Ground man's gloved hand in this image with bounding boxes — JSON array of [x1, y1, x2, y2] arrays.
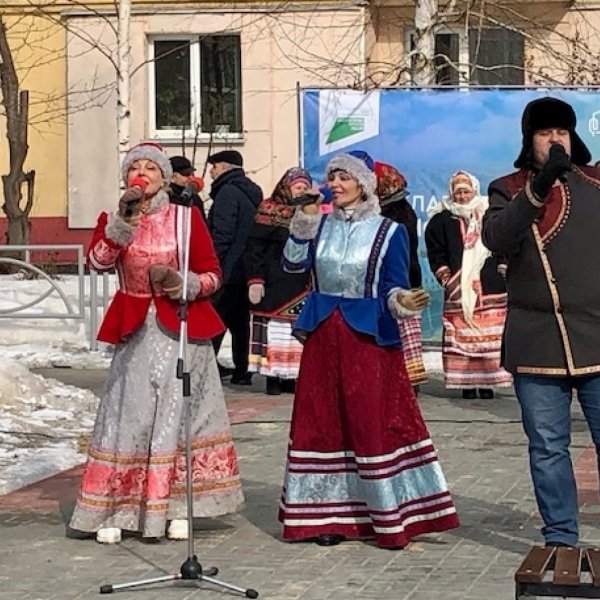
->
[[248, 283, 265, 305], [149, 265, 183, 300], [531, 143, 572, 200], [397, 288, 430, 312]]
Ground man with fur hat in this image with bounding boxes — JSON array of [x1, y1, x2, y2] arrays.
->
[[483, 97, 600, 548], [207, 149, 263, 384]]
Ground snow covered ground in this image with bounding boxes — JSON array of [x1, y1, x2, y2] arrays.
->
[[0, 273, 110, 494], [0, 272, 442, 496], [0, 359, 98, 495]]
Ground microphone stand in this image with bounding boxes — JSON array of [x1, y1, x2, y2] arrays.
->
[[99, 193, 258, 599]]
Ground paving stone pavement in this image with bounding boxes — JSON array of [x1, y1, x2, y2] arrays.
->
[[1, 370, 599, 600]]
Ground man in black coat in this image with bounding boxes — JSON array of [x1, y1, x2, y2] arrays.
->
[[482, 97, 600, 548], [207, 150, 263, 384]]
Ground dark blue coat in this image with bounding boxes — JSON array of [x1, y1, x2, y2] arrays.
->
[[208, 168, 263, 284]]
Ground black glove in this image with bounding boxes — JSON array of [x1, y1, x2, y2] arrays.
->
[[531, 144, 572, 200]]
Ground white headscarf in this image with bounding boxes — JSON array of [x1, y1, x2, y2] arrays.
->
[[430, 171, 490, 326]]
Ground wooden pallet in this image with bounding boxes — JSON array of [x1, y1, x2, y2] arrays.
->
[[515, 546, 600, 599]]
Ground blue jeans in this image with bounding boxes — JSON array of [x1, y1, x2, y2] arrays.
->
[[514, 374, 600, 546]]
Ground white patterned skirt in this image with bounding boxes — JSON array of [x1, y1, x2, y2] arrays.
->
[[248, 314, 303, 379], [69, 314, 244, 538]]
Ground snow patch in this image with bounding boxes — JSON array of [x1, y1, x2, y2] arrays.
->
[[0, 357, 98, 495]]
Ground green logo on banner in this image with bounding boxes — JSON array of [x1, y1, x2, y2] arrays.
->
[[326, 116, 365, 144]]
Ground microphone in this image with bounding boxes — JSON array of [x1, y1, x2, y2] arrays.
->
[[549, 143, 570, 183], [123, 176, 148, 217], [289, 186, 333, 207], [178, 176, 205, 206]]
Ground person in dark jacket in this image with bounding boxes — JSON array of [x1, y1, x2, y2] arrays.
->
[[375, 160, 427, 391], [482, 97, 600, 548], [168, 155, 207, 221], [425, 171, 512, 400], [245, 167, 313, 395], [207, 150, 263, 384]]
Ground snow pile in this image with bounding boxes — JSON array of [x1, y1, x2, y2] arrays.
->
[[0, 358, 98, 495]]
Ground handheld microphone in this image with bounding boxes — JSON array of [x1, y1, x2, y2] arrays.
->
[[179, 176, 205, 205], [289, 186, 333, 207], [549, 144, 570, 183], [124, 177, 148, 217]]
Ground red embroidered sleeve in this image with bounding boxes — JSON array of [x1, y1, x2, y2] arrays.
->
[[87, 212, 121, 272]]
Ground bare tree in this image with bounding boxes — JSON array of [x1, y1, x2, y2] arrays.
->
[[117, 0, 131, 166], [412, 0, 438, 85], [0, 16, 35, 246], [406, 2, 600, 88], [0, 5, 128, 245]]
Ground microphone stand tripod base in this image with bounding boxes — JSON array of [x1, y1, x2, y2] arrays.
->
[[99, 554, 258, 597]]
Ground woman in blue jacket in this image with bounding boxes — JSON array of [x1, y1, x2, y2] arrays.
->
[[278, 152, 459, 549]]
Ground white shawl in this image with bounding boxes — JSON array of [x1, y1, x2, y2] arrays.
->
[[429, 172, 490, 325]]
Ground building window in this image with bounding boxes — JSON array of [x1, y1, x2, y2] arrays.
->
[[150, 35, 242, 138], [409, 28, 524, 86], [434, 33, 460, 86], [468, 28, 524, 86]]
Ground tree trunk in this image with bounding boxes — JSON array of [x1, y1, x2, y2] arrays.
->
[[0, 16, 34, 248], [117, 0, 131, 170], [413, 0, 438, 86], [4, 207, 29, 246]]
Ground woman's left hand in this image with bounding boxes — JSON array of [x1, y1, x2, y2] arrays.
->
[[397, 288, 430, 312], [149, 265, 183, 300]]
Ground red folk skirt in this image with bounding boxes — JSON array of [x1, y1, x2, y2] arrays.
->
[[279, 310, 459, 548]]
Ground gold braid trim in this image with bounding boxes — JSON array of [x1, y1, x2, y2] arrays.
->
[[531, 224, 575, 374], [525, 180, 545, 208]]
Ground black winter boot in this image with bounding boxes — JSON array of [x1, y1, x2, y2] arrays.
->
[[266, 377, 282, 395]]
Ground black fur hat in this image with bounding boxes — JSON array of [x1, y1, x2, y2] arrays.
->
[[514, 97, 591, 168]]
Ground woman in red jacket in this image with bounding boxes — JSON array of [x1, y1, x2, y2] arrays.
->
[[69, 142, 244, 544]]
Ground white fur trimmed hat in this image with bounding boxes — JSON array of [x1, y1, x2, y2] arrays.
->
[[326, 153, 378, 202], [121, 142, 172, 184]]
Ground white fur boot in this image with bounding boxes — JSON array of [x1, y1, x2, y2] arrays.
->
[[96, 527, 122, 544], [167, 519, 189, 540]]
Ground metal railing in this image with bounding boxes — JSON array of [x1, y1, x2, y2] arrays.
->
[[89, 270, 112, 351], [0, 244, 112, 351]]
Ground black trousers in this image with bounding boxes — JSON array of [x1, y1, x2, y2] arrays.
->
[[212, 283, 250, 374]]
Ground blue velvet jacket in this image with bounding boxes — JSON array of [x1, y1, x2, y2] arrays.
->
[[283, 199, 411, 347]]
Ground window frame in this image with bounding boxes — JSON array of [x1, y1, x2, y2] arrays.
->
[[405, 26, 524, 87], [148, 34, 244, 142]]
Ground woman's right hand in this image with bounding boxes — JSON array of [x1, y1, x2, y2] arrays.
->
[[302, 203, 320, 215], [118, 187, 144, 225], [436, 266, 451, 287], [299, 189, 323, 215]]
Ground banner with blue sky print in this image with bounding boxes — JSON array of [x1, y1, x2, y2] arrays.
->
[[300, 88, 600, 341]]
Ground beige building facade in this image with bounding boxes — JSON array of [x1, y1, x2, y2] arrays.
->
[[1, 0, 599, 240]]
